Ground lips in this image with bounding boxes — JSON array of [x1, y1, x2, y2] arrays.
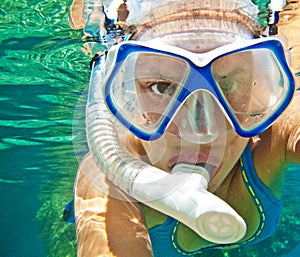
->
[[167, 150, 221, 177]]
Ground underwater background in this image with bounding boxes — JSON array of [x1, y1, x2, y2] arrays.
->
[[0, 0, 299, 256]]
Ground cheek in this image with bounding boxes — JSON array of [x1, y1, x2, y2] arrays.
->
[[139, 93, 175, 127], [137, 86, 163, 111], [141, 137, 169, 166], [226, 93, 251, 111], [223, 134, 248, 163]]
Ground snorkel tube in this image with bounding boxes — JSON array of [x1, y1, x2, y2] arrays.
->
[[86, 54, 247, 244]]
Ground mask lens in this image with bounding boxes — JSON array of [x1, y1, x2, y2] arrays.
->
[[108, 51, 190, 134], [178, 91, 221, 144], [211, 49, 289, 130]]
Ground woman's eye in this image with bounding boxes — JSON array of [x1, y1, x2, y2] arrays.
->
[[217, 76, 236, 92], [151, 81, 177, 96], [215, 72, 238, 93]]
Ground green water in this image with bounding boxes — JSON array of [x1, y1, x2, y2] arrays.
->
[[0, 0, 88, 256], [0, 0, 299, 256]]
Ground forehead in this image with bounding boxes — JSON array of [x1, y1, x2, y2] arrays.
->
[[134, 52, 189, 80], [144, 33, 250, 53]]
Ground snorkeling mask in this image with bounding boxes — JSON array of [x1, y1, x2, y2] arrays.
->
[[103, 37, 294, 141]]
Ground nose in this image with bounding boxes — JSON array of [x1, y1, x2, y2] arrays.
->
[[170, 91, 226, 144]]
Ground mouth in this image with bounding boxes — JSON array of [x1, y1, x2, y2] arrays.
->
[[195, 162, 218, 174], [171, 162, 218, 178], [167, 150, 220, 178]]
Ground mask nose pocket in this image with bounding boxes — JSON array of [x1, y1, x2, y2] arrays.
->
[[175, 91, 226, 144]]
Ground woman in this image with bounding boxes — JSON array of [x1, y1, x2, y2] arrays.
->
[[71, 0, 300, 256]]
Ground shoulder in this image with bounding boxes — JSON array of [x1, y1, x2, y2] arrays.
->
[[248, 91, 300, 199], [250, 91, 300, 170], [275, 91, 300, 164]]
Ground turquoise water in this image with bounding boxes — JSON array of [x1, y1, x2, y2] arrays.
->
[[0, 0, 88, 256], [0, 0, 299, 256]]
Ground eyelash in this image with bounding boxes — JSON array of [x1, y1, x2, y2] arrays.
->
[[148, 80, 177, 96]]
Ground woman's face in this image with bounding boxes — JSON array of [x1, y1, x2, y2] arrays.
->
[[132, 47, 255, 191]]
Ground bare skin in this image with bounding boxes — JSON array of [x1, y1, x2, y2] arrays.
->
[[75, 91, 300, 256], [75, 153, 153, 257]]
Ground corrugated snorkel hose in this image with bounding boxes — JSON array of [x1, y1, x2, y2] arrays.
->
[[86, 54, 148, 195]]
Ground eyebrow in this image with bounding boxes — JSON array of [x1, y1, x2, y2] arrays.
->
[[135, 59, 189, 81]]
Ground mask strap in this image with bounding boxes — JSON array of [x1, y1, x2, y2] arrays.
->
[[268, 0, 286, 35]]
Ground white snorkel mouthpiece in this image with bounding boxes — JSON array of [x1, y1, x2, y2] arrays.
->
[[170, 163, 246, 243]]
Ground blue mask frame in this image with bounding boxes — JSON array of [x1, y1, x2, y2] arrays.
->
[[102, 37, 295, 141]]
